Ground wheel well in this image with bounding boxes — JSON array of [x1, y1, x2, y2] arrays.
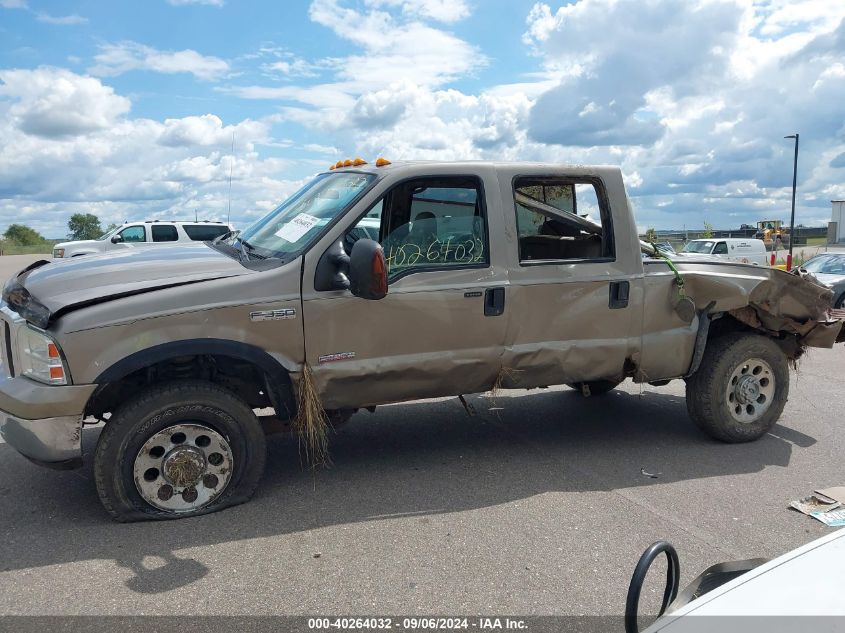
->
[[708, 312, 803, 360], [86, 354, 296, 422]]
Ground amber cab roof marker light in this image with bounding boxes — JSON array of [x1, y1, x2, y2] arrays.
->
[[375, 157, 391, 167], [353, 157, 367, 166]]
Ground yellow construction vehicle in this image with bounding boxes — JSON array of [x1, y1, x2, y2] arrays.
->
[[754, 219, 789, 249]]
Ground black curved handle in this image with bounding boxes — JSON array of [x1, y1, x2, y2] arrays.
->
[[624, 541, 680, 633]]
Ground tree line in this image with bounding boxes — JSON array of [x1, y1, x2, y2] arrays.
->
[[3, 213, 119, 247]]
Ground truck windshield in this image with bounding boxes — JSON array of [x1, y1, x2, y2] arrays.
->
[[236, 172, 375, 259], [682, 241, 715, 254], [97, 226, 120, 241]]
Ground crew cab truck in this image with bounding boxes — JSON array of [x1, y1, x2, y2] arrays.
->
[[1, 161, 841, 521]]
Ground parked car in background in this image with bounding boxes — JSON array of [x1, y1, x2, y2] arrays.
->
[[681, 238, 768, 265], [798, 252, 845, 308], [52, 221, 234, 258], [654, 241, 675, 255]]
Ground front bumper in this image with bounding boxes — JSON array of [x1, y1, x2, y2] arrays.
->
[[0, 410, 84, 469], [0, 304, 96, 468], [0, 376, 96, 469]]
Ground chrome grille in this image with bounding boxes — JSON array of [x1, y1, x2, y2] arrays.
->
[[0, 306, 20, 379], [0, 321, 9, 379]]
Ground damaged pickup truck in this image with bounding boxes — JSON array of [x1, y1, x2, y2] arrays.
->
[[1, 160, 842, 521]]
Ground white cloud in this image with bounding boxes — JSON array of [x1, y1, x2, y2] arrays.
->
[[308, 0, 485, 89], [0, 0, 27, 8], [3, 1, 845, 235], [0, 67, 131, 137], [158, 114, 268, 148], [90, 41, 230, 81], [364, 0, 470, 23], [0, 68, 299, 237], [35, 12, 88, 25]]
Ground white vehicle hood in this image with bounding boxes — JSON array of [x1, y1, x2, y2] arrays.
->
[[54, 239, 102, 251], [647, 528, 845, 630]]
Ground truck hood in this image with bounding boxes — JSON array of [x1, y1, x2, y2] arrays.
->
[[5, 243, 252, 325], [54, 239, 100, 250]]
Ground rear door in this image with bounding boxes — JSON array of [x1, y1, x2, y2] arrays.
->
[[496, 168, 642, 387], [300, 167, 510, 409]]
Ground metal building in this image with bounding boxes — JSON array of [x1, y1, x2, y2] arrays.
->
[[832, 200, 845, 244]]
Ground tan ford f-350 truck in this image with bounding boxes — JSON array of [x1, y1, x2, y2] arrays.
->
[[1, 161, 842, 521]]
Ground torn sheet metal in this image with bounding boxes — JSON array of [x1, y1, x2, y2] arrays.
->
[[674, 263, 842, 350]]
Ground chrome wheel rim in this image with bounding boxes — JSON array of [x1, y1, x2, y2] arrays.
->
[[133, 423, 233, 513], [725, 357, 775, 424]]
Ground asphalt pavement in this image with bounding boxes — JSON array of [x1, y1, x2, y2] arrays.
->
[[0, 253, 843, 617]]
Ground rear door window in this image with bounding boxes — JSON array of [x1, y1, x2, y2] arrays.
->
[[512, 178, 613, 263], [151, 224, 179, 242], [183, 224, 230, 241]]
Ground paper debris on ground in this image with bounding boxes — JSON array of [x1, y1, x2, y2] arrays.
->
[[789, 495, 840, 516], [790, 486, 845, 526], [809, 508, 845, 527]]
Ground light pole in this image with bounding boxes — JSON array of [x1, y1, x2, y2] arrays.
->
[[784, 133, 799, 271]]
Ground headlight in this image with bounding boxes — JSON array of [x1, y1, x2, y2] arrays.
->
[[16, 326, 68, 385], [53, 248, 65, 258], [2, 280, 51, 328]]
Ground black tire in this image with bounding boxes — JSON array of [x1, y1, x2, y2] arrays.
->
[[567, 380, 621, 396], [94, 380, 267, 522], [685, 333, 788, 443]]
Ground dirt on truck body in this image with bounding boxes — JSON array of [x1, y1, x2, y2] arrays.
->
[[0, 160, 841, 521]]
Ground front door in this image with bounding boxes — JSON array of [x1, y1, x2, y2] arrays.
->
[[301, 170, 510, 410], [107, 224, 149, 251]]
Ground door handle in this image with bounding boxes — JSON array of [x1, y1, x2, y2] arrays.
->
[[484, 287, 505, 316], [609, 280, 630, 309]]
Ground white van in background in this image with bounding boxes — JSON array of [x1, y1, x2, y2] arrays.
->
[[681, 238, 768, 265]]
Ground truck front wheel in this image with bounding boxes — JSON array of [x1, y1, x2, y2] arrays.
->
[[685, 333, 788, 442], [94, 380, 267, 521]]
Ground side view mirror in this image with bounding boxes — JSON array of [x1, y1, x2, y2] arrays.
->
[[111, 235, 123, 244], [348, 239, 388, 300]]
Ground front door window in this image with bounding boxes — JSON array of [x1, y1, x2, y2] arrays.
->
[[347, 177, 488, 279], [118, 225, 146, 243]]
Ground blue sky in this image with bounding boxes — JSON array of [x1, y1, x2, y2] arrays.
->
[[1, 0, 844, 237]]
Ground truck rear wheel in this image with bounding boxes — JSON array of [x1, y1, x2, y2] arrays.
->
[[94, 380, 266, 522], [685, 333, 788, 443]]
